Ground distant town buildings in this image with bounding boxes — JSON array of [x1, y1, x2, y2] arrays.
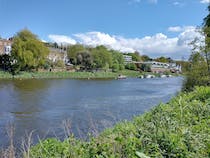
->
[[0, 39, 13, 55], [123, 55, 132, 63], [139, 61, 182, 73], [48, 47, 69, 64]]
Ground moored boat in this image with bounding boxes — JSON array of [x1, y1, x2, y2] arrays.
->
[[117, 75, 127, 79]]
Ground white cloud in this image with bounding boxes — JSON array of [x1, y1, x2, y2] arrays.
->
[[168, 26, 196, 32], [129, 0, 157, 4], [168, 26, 182, 32], [200, 0, 210, 4], [48, 34, 76, 45], [74, 32, 117, 47], [73, 28, 202, 59], [48, 26, 203, 59], [172, 1, 184, 7]]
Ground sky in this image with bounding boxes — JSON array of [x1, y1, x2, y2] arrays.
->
[[0, 0, 209, 59]]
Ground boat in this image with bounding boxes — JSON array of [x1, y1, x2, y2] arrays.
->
[[160, 74, 167, 78], [139, 75, 144, 79], [117, 75, 127, 79], [145, 74, 155, 78]]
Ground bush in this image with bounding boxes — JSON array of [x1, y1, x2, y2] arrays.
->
[[125, 63, 137, 71]]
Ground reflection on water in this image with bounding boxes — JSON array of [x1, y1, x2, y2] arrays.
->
[[0, 77, 183, 147]]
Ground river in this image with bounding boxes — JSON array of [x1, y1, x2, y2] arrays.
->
[[0, 77, 183, 148]]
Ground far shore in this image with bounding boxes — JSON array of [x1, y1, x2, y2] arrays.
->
[[0, 70, 179, 80], [0, 70, 139, 79]]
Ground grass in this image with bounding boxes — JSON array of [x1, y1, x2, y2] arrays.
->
[[0, 69, 177, 80], [0, 70, 142, 79], [26, 86, 210, 158]]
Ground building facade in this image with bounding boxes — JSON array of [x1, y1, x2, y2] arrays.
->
[[123, 55, 132, 63], [0, 39, 13, 55]]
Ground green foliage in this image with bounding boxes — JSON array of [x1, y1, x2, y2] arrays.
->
[[111, 50, 125, 72], [55, 60, 65, 68], [140, 64, 151, 72], [0, 54, 12, 71], [76, 50, 93, 70], [29, 87, 210, 158], [183, 7, 210, 91], [141, 55, 152, 62], [127, 52, 141, 61], [67, 44, 86, 65], [183, 49, 210, 91], [11, 29, 49, 74], [155, 56, 173, 63], [91, 46, 112, 70], [125, 63, 137, 71], [176, 61, 190, 73]]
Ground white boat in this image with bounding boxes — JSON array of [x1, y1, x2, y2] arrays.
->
[[117, 75, 127, 79], [160, 74, 167, 78], [145, 74, 155, 78], [139, 75, 144, 79]]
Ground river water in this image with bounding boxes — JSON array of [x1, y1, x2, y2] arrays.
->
[[0, 77, 183, 148]]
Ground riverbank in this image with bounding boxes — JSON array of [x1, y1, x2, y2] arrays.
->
[[19, 86, 209, 157], [0, 70, 141, 79], [0, 70, 178, 80]]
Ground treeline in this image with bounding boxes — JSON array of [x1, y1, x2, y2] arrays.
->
[[1, 29, 182, 75], [66, 45, 125, 72]]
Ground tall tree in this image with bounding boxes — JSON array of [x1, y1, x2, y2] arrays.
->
[[91, 45, 112, 70], [203, 4, 210, 72], [110, 50, 124, 72], [67, 44, 85, 65], [183, 5, 210, 91], [11, 29, 49, 73], [76, 50, 93, 70], [127, 52, 141, 62]]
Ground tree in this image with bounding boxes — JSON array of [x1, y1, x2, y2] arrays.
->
[[141, 55, 152, 61], [0, 54, 12, 71], [183, 4, 210, 91], [111, 50, 124, 72], [125, 63, 137, 71], [140, 63, 151, 72], [183, 52, 209, 91], [127, 52, 141, 61], [76, 51, 93, 70], [203, 4, 210, 72], [91, 46, 112, 70], [11, 29, 49, 73], [67, 44, 85, 65], [155, 56, 169, 63]]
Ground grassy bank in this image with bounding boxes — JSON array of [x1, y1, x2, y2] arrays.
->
[[0, 70, 141, 79], [27, 86, 210, 158]]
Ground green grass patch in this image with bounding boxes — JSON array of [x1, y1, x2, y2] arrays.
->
[[29, 86, 210, 158], [0, 70, 142, 79]]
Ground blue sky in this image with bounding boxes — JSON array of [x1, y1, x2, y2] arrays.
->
[[0, 0, 209, 59]]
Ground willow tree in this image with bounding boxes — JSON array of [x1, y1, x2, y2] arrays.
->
[[11, 29, 49, 73]]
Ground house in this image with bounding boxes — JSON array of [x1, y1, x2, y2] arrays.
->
[[123, 55, 132, 63], [0, 39, 13, 55], [139, 61, 181, 73], [47, 47, 69, 64]]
